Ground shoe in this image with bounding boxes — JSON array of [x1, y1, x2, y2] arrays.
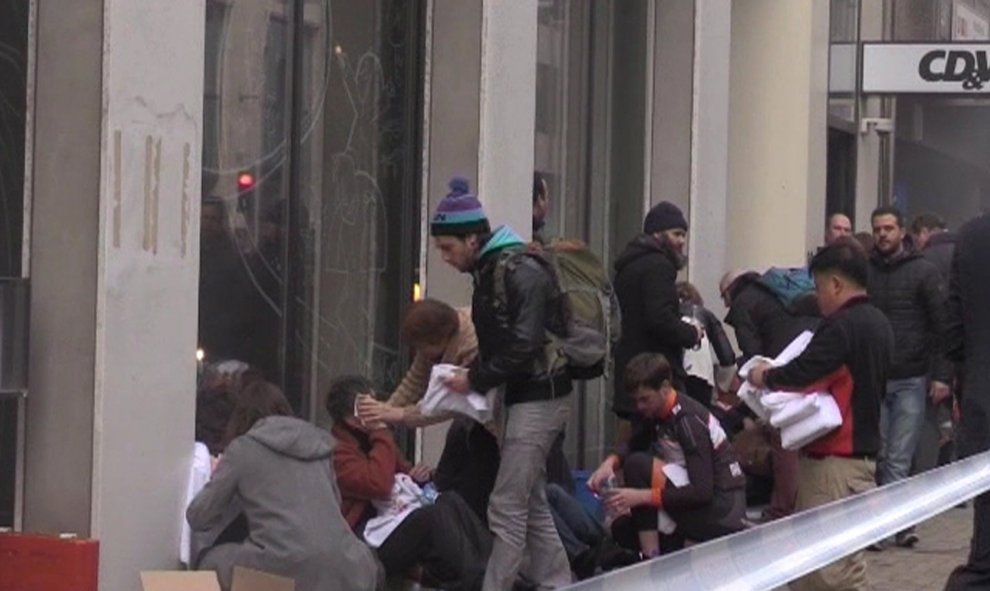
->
[[866, 541, 885, 552], [597, 540, 642, 572], [895, 531, 920, 548], [572, 547, 598, 581]]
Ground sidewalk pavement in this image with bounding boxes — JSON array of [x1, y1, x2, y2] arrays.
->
[[866, 504, 973, 591]]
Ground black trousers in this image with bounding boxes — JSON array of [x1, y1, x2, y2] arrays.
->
[[946, 491, 990, 590], [620, 451, 745, 553], [376, 492, 492, 591]]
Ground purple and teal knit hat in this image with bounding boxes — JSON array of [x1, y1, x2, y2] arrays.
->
[[430, 177, 491, 237]]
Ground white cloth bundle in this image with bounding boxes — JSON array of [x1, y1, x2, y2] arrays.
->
[[363, 474, 428, 548], [739, 332, 843, 451], [681, 317, 715, 387], [181, 442, 213, 565], [419, 364, 495, 424]]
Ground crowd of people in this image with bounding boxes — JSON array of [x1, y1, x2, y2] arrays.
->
[[186, 173, 990, 591]]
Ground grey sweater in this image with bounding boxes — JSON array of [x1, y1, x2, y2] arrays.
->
[[187, 416, 381, 591]]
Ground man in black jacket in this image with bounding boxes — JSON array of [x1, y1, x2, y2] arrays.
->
[[433, 177, 572, 590], [749, 239, 893, 591], [719, 270, 821, 363], [719, 269, 820, 521], [868, 206, 951, 549], [944, 212, 990, 591], [612, 202, 701, 420], [588, 353, 746, 558], [910, 213, 958, 475]]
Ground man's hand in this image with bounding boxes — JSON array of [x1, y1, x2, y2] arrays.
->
[[357, 397, 404, 425], [747, 361, 772, 388], [444, 369, 471, 395], [408, 464, 434, 484], [603, 488, 652, 515], [930, 381, 952, 405], [587, 461, 616, 494]]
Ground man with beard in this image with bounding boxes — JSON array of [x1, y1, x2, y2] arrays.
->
[[868, 206, 950, 549], [612, 202, 702, 424]]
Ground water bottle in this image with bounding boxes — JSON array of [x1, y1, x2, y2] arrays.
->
[[420, 482, 439, 505], [689, 304, 704, 350]]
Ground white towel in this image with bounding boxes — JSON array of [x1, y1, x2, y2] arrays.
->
[[739, 332, 843, 451], [765, 392, 817, 429], [419, 364, 495, 424], [180, 442, 212, 565], [779, 394, 843, 450], [657, 463, 690, 534]]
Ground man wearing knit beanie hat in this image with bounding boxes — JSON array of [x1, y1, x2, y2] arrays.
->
[[611, 201, 701, 424], [433, 177, 572, 589]]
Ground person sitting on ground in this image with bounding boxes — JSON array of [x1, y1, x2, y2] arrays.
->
[[196, 360, 263, 456], [357, 298, 575, 522], [676, 281, 737, 408], [328, 375, 492, 590], [588, 353, 746, 557], [355, 298, 500, 521], [187, 381, 381, 591]]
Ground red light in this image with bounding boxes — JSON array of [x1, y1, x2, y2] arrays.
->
[[237, 172, 255, 191]]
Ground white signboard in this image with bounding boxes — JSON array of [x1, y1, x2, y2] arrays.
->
[[862, 43, 990, 94]]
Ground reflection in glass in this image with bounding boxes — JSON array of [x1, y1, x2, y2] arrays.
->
[[200, 0, 422, 416], [0, 0, 27, 528]]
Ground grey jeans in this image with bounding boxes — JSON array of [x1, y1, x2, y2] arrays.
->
[[483, 397, 572, 590]]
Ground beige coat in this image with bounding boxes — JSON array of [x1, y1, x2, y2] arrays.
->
[[387, 307, 479, 427]]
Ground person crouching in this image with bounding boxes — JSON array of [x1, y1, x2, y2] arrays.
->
[[588, 353, 746, 557]]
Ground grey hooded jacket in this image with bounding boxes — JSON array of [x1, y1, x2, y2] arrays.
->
[[187, 415, 381, 591]]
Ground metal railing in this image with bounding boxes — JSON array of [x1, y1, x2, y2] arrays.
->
[[565, 451, 990, 590]]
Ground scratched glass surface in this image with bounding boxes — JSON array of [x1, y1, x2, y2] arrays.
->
[[0, 0, 27, 528], [199, 0, 422, 415]]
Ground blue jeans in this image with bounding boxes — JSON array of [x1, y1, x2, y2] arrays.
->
[[547, 483, 606, 562], [878, 376, 928, 486]]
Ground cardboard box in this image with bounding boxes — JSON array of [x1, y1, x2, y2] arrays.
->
[[140, 567, 294, 591], [231, 566, 295, 591], [140, 571, 221, 591]]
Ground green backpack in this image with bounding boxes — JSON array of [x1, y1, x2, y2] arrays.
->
[[493, 240, 621, 380]]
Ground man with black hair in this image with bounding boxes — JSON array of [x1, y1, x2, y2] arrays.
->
[[869, 206, 951, 548], [431, 177, 573, 590], [749, 239, 893, 591]]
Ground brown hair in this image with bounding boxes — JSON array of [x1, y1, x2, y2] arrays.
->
[[676, 281, 704, 307], [223, 381, 294, 445], [623, 353, 673, 393], [853, 231, 874, 253], [400, 299, 459, 347]]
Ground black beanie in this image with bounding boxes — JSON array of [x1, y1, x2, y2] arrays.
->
[[643, 202, 688, 234]]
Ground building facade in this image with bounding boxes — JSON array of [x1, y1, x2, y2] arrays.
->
[[0, 0, 986, 589]]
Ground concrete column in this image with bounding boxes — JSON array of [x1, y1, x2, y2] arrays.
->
[[25, 1, 204, 590], [687, 0, 732, 314], [478, 0, 538, 236], [855, 0, 888, 227], [420, 0, 536, 464], [726, 0, 830, 270]]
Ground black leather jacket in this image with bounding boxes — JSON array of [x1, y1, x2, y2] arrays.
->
[[467, 239, 572, 406]]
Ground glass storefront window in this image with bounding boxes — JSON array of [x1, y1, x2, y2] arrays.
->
[[535, 0, 651, 468], [200, 0, 423, 418], [0, 0, 28, 528]]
